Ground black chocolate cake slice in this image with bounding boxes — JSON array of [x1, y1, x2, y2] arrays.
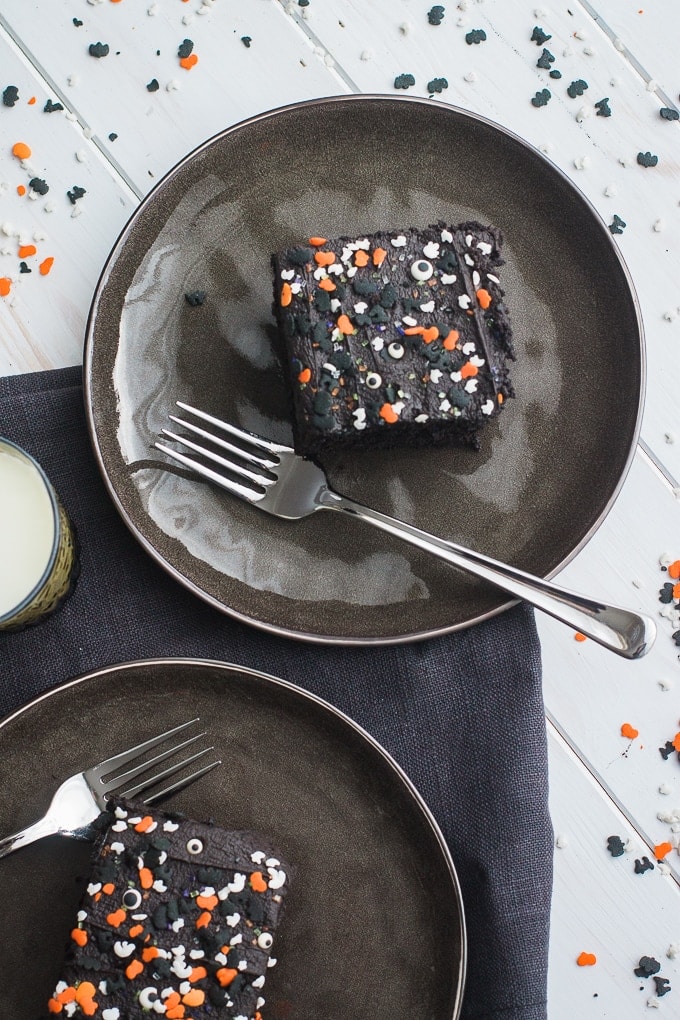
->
[[45, 797, 290, 1019], [271, 221, 514, 459]]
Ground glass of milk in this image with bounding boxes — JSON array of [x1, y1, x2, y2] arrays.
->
[[0, 438, 78, 631]]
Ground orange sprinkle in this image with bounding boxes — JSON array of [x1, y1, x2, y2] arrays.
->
[[165, 993, 181, 1008], [421, 326, 439, 344], [442, 329, 460, 351], [336, 313, 354, 335], [308, 236, 327, 246], [18, 244, 37, 258], [620, 722, 639, 740], [12, 141, 31, 160], [314, 250, 335, 267], [139, 866, 154, 889], [179, 53, 198, 69], [47, 1001, 63, 1015], [672, 732, 680, 752], [128, 923, 144, 938], [354, 249, 369, 267], [16, 184, 26, 196], [55, 988, 77, 1005], [196, 893, 218, 910], [189, 966, 208, 983], [476, 288, 492, 309], [372, 247, 387, 266], [216, 967, 238, 987], [673, 582, 680, 600], [498, 393, 504, 404], [298, 367, 312, 384], [379, 403, 399, 424], [654, 841, 673, 860], [102, 882, 115, 895], [142, 946, 159, 962], [134, 815, 155, 833], [182, 989, 206, 1007], [667, 560, 680, 579], [196, 910, 212, 928], [460, 362, 479, 379], [71, 927, 87, 947], [576, 951, 597, 967], [74, 982, 98, 1016], [280, 281, 292, 307], [318, 277, 336, 291], [574, 632, 587, 642], [125, 958, 144, 980], [39, 256, 54, 276], [0, 278, 11, 297], [27, 96, 36, 105], [106, 908, 126, 927], [249, 870, 268, 893], [166, 1008, 186, 1020]]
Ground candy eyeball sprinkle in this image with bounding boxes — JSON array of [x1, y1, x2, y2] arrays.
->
[[366, 371, 382, 389], [186, 838, 204, 855], [387, 342, 405, 360], [257, 932, 274, 950], [122, 888, 142, 910], [410, 259, 433, 281]]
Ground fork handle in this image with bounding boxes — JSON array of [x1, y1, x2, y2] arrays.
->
[[0, 816, 59, 859], [321, 491, 655, 659]]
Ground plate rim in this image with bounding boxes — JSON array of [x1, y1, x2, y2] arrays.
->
[[0, 655, 467, 1019], [83, 93, 646, 646]]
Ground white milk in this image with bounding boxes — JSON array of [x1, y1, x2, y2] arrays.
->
[[0, 444, 56, 618]]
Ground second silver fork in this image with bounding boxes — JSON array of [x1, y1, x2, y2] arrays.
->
[[156, 402, 656, 660]]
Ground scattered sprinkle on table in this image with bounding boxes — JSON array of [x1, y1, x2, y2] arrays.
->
[[241, 36, 252, 48], [11, 141, 31, 160], [635, 956, 661, 978], [620, 722, 639, 739], [531, 26, 551, 45], [88, 42, 110, 58], [184, 290, 206, 306], [567, 79, 588, 98], [394, 73, 416, 90], [427, 77, 448, 94], [147, 78, 160, 92], [2, 85, 19, 107], [606, 835, 625, 857], [67, 186, 86, 205], [44, 99, 64, 113], [427, 5, 445, 26], [178, 38, 194, 59], [660, 107, 679, 120], [637, 150, 658, 167], [595, 98, 611, 117], [29, 177, 49, 195], [609, 214, 626, 234], [634, 856, 654, 874], [531, 88, 551, 107], [466, 29, 487, 45], [536, 48, 555, 69], [577, 952, 597, 966]]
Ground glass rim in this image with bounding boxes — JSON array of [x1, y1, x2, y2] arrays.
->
[[0, 437, 60, 626]]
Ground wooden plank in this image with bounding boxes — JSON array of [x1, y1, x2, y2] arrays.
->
[[548, 723, 680, 1016]]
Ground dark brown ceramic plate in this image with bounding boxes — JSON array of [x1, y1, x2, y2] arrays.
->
[[84, 95, 644, 644], [0, 658, 465, 1019]]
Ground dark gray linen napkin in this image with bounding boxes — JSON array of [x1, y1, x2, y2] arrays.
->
[[0, 366, 552, 1020]]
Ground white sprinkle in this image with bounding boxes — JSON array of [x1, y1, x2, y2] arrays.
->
[[458, 295, 471, 309], [290, 281, 302, 294], [33, 229, 48, 242], [663, 311, 676, 323], [573, 155, 590, 170], [659, 552, 675, 567], [667, 943, 680, 959], [604, 184, 617, 197], [653, 218, 664, 232], [147, 3, 159, 14], [102, 1009, 121, 1020], [462, 342, 476, 355], [402, 315, 418, 326], [573, 28, 587, 40], [464, 253, 475, 266], [252, 975, 265, 989], [487, 273, 499, 283], [71, 204, 83, 219], [464, 379, 478, 393], [423, 240, 440, 258], [440, 228, 453, 242], [230, 933, 243, 946], [163, 820, 179, 832], [398, 21, 411, 35], [582, 45, 596, 57], [111, 820, 127, 832], [182, 13, 194, 25], [646, 996, 661, 1009], [77, 910, 87, 922], [481, 399, 494, 415], [440, 273, 457, 284], [166, 79, 180, 92], [390, 234, 406, 248], [267, 867, 287, 889], [227, 873, 246, 893], [538, 142, 554, 155], [419, 300, 435, 313], [562, 45, 573, 58], [659, 783, 673, 795], [113, 941, 136, 958], [65, 111, 77, 122], [463, 70, 477, 83], [352, 408, 367, 430], [619, 155, 633, 168], [67, 74, 80, 87], [330, 298, 341, 312], [110, 841, 125, 854], [280, 269, 295, 280], [665, 431, 676, 442], [470, 355, 485, 367], [647, 79, 659, 92], [472, 270, 480, 287], [87, 883, 101, 896], [658, 678, 673, 691], [555, 834, 568, 848], [414, 414, 429, 423], [360, 49, 373, 61], [575, 106, 590, 123], [613, 38, 625, 52], [430, 369, 443, 384]]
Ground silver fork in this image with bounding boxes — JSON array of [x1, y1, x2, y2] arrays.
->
[[0, 718, 220, 859], [156, 402, 656, 660]]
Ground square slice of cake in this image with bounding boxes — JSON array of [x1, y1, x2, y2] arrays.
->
[[45, 797, 290, 1020], [272, 221, 514, 459]]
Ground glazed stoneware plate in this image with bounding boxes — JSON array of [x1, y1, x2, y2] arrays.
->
[[0, 658, 465, 1019], [84, 95, 644, 644]]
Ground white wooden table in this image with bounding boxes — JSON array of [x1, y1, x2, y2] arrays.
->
[[1, 1, 679, 1014]]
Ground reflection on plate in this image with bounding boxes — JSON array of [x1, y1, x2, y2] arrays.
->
[[0, 658, 465, 1019], [85, 95, 643, 643]]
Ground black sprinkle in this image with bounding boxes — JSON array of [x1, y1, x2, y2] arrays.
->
[[606, 835, 625, 857], [67, 185, 87, 205], [108, 132, 118, 142], [178, 39, 194, 59], [88, 42, 110, 58], [536, 48, 555, 69], [241, 36, 252, 48], [531, 26, 552, 45], [531, 88, 551, 107], [567, 79, 588, 98], [660, 107, 679, 121], [73, 17, 83, 27], [634, 956, 661, 978], [427, 77, 449, 94], [465, 29, 487, 45], [637, 150, 659, 167], [653, 976, 671, 997], [595, 98, 611, 117], [2, 85, 19, 107], [660, 741, 675, 760], [44, 99, 64, 113], [549, 70, 562, 79], [298, 0, 310, 5], [29, 177, 49, 195], [19, 262, 31, 274], [427, 6, 445, 26], [672, 629, 680, 646], [394, 73, 416, 90], [185, 290, 207, 307], [147, 78, 160, 92], [608, 214, 626, 235], [659, 582, 675, 603], [633, 856, 654, 875]]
